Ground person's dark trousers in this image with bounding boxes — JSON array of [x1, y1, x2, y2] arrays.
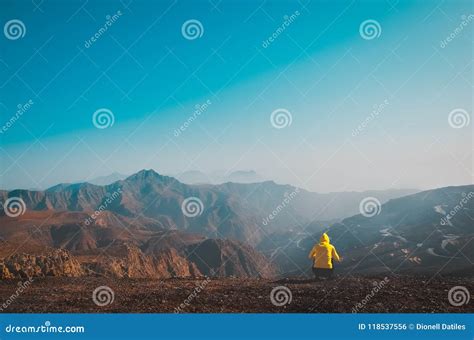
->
[[312, 267, 333, 279]]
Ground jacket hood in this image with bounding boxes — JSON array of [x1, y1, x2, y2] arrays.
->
[[320, 233, 330, 243]]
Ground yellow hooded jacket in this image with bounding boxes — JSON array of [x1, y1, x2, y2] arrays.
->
[[308, 233, 340, 269]]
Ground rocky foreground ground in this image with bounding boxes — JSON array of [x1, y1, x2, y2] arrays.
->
[[0, 276, 472, 313]]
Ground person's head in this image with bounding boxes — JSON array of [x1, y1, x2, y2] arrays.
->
[[320, 232, 330, 244]]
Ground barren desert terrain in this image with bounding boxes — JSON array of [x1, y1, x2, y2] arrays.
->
[[0, 276, 471, 313]]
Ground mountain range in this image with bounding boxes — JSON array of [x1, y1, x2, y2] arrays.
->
[[0, 170, 417, 244], [274, 185, 474, 277], [3, 169, 265, 191], [1, 169, 471, 279], [175, 170, 263, 185]]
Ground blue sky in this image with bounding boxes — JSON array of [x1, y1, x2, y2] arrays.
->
[[0, 0, 472, 191]]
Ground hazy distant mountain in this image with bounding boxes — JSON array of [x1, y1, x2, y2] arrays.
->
[[215, 181, 419, 225], [85, 172, 128, 186], [0, 170, 470, 277], [284, 185, 474, 276], [1, 172, 130, 191], [176, 170, 263, 185], [226, 170, 262, 183], [0, 169, 418, 245], [176, 170, 210, 184]]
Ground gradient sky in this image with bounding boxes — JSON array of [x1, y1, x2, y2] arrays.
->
[[0, 0, 472, 192]]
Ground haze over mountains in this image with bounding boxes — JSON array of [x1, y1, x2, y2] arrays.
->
[[0, 169, 472, 279], [0, 170, 417, 243], [273, 185, 474, 277], [83, 169, 265, 187], [175, 170, 264, 185], [3, 170, 265, 191]]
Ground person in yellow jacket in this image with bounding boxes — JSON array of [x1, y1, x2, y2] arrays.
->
[[308, 232, 341, 279]]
